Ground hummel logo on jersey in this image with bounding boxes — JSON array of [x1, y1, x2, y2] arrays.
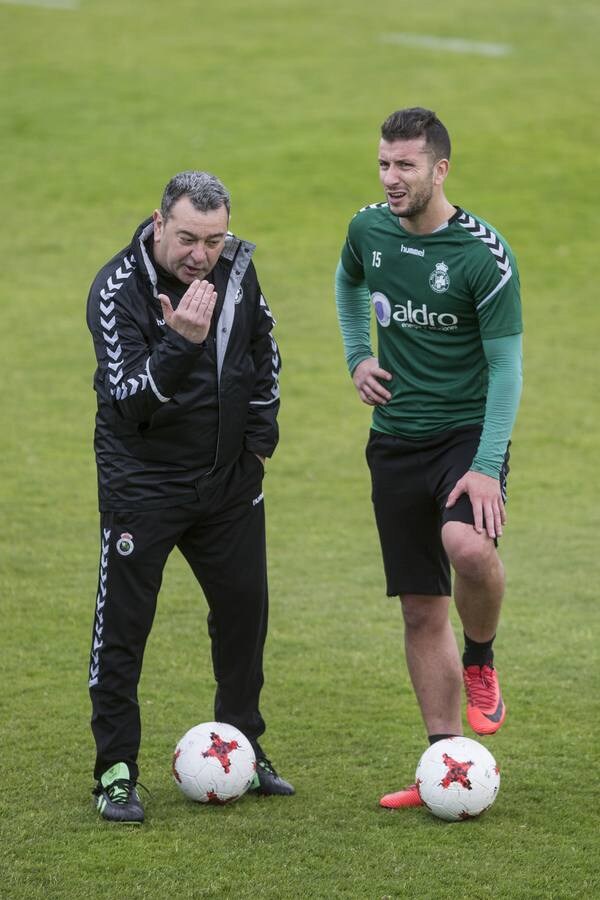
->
[[401, 244, 425, 258]]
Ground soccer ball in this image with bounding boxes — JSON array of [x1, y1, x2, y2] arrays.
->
[[172, 721, 256, 805], [415, 736, 500, 821]]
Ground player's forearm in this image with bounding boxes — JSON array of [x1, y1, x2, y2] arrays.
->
[[334, 261, 373, 374], [471, 333, 523, 478]]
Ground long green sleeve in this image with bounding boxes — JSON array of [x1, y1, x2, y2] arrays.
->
[[334, 261, 372, 374], [471, 333, 523, 478]]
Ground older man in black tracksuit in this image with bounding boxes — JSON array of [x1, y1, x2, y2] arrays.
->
[[86, 171, 293, 823]]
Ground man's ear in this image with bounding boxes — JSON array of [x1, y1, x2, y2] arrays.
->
[[152, 209, 163, 240], [433, 158, 450, 186]]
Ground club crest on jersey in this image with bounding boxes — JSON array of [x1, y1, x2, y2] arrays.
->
[[371, 291, 391, 327], [429, 261, 450, 294], [116, 533, 134, 556]]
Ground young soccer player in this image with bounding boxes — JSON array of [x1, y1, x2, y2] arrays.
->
[[335, 107, 523, 808]]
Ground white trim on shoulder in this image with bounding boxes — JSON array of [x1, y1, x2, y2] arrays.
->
[[476, 268, 513, 310]]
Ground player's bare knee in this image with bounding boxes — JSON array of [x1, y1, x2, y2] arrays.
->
[[447, 536, 496, 581], [444, 528, 498, 581], [400, 594, 449, 631]]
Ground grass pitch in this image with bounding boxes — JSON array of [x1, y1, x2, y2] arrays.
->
[[1, 1, 599, 898]]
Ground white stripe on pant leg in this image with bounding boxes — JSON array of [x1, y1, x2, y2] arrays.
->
[[89, 527, 111, 687]]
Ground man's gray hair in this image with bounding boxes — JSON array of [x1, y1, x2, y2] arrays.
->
[[160, 171, 231, 218]]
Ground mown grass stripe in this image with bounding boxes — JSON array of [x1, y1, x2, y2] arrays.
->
[[380, 32, 512, 57]]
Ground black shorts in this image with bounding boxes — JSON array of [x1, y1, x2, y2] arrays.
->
[[366, 426, 510, 598]]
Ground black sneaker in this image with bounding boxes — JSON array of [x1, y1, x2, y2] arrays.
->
[[93, 762, 145, 823], [249, 756, 295, 796]]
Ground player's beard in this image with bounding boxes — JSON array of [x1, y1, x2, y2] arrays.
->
[[392, 181, 434, 219]]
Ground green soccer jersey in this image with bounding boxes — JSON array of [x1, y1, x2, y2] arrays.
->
[[340, 204, 522, 437]]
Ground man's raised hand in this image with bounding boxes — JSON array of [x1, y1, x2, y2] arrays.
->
[[159, 279, 217, 344]]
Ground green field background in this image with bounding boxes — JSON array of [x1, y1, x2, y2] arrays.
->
[[1, 1, 599, 897]]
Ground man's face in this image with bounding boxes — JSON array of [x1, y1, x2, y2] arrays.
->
[[153, 196, 229, 284], [378, 137, 444, 218]]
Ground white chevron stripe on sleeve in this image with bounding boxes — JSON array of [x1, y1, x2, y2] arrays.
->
[[259, 294, 274, 321], [250, 333, 280, 405], [458, 212, 512, 286], [97, 253, 138, 398]]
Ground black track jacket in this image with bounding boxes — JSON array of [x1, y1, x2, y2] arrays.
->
[[86, 217, 281, 511]]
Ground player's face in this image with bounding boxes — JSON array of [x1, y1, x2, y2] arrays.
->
[[153, 197, 229, 284], [378, 138, 443, 218]]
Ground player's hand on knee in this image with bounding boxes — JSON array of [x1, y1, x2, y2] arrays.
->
[[352, 357, 392, 406], [446, 470, 506, 540]]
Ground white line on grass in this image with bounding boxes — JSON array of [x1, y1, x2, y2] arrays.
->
[[0, 0, 78, 8], [380, 33, 512, 58]]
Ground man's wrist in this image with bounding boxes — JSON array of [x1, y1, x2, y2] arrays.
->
[[470, 463, 500, 480], [349, 352, 375, 376]]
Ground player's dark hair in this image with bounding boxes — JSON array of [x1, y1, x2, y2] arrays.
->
[[381, 108, 451, 161], [161, 171, 231, 219]]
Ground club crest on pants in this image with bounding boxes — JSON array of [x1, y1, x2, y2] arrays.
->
[[116, 532, 134, 556]]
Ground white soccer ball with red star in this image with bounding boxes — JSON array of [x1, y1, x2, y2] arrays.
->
[[172, 722, 256, 804], [415, 736, 500, 821]]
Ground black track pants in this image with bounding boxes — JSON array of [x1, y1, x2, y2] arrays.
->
[[88, 450, 268, 780]]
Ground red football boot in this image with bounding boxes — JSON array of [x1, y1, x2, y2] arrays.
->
[[463, 664, 506, 735], [379, 783, 423, 809]]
